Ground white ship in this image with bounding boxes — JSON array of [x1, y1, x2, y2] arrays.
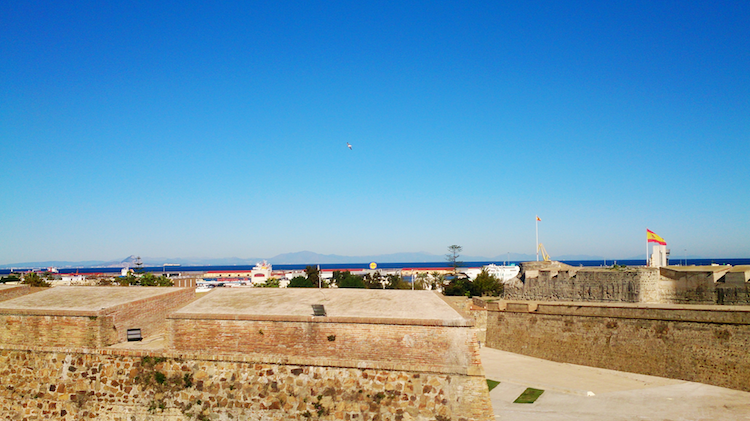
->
[[463, 264, 520, 282], [197, 260, 274, 291], [483, 263, 520, 282]]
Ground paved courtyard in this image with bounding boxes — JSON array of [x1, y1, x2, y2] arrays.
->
[[480, 347, 750, 421]]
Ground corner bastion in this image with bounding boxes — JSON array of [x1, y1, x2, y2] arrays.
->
[[0, 288, 493, 420], [0, 286, 195, 348], [168, 289, 481, 374]]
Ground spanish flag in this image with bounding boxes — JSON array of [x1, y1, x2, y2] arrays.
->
[[647, 229, 666, 245], [536, 216, 541, 221]]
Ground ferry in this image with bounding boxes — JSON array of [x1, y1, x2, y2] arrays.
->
[[463, 263, 520, 282]]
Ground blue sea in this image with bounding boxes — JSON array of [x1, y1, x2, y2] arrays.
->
[[2, 258, 748, 276]]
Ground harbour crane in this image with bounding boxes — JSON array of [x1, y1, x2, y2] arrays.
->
[[537, 243, 551, 262]]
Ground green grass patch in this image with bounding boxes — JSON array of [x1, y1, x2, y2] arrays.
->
[[513, 387, 544, 404], [486, 379, 500, 391]]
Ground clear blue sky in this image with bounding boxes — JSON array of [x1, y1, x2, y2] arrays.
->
[[1, 1, 748, 264]]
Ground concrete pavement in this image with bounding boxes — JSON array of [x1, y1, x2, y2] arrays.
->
[[480, 347, 750, 421]]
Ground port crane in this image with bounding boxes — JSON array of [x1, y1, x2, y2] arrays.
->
[[537, 243, 551, 262]]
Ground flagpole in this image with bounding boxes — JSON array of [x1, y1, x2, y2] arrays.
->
[[536, 216, 539, 262], [646, 228, 648, 266]]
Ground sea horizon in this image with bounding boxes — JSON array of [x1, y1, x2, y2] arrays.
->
[[2, 258, 749, 276]]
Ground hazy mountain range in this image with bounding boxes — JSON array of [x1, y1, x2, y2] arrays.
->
[[0, 250, 631, 269]]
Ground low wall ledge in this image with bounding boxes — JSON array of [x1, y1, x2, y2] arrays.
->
[[0, 344, 480, 376], [486, 300, 750, 324], [167, 313, 474, 327]]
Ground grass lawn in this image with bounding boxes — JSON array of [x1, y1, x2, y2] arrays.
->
[[513, 387, 544, 404]]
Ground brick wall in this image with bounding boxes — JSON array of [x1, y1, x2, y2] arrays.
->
[[0, 314, 110, 348], [0, 288, 195, 348], [0, 346, 493, 421], [484, 300, 750, 391], [168, 316, 483, 376], [104, 287, 195, 343]]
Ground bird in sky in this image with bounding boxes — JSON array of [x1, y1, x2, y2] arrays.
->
[[347, 142, 352, 150]]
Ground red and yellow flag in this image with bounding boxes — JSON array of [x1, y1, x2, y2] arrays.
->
[[536, 216, 541, 221], [646, 229, 666, 245]]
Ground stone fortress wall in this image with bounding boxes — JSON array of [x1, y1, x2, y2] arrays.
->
[[0, 288, 494, 421], [504, 262, 750, 305], [0, 287, 195, 348], [479, 300, 750, 392], [475, 262, 750, 392], [0, 345, 492, 420], [3, 261, 749, 419]]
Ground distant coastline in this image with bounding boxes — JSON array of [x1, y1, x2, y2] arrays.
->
[[3, 249, 740, 270], [2, 258, 748, 276]]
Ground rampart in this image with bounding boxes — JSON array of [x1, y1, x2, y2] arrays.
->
[[506, 266, 659, 303], [0, 345, 492, 420], [0, 288, 493, 420], [660, 265, 750, 304], [483, 300, 750, 391], [504, 262, 750, 305], [0, 287, 195, 347], [168, 317, 479, 375]]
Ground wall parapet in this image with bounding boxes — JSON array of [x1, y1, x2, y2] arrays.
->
[[497, 300, 750, 324], [167, 318, 483, 376], [168, 312, 473, 327]]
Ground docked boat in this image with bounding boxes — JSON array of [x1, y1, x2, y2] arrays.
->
[[463, 264, 520, 282], [483, 263, 520, 282]]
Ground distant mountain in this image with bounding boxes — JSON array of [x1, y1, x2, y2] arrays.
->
[[267, 251, 444, 264], [0, 256, 266, 269], [1, 251, 521, 269], [0, 260, 112, 269], [4, 251, 696, 269], [242, 251, 540, 265], [488, 253, 537, 262], [556, 254, 606, 261]]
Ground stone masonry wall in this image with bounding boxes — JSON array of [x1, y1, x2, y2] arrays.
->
[[505, 267, 660, 303], [506, 264, 750, 305], [657, 269, 750, 305], [0, 346, 493, 421], [441, 297, 485, 344], [484, 301, 750, 391]]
